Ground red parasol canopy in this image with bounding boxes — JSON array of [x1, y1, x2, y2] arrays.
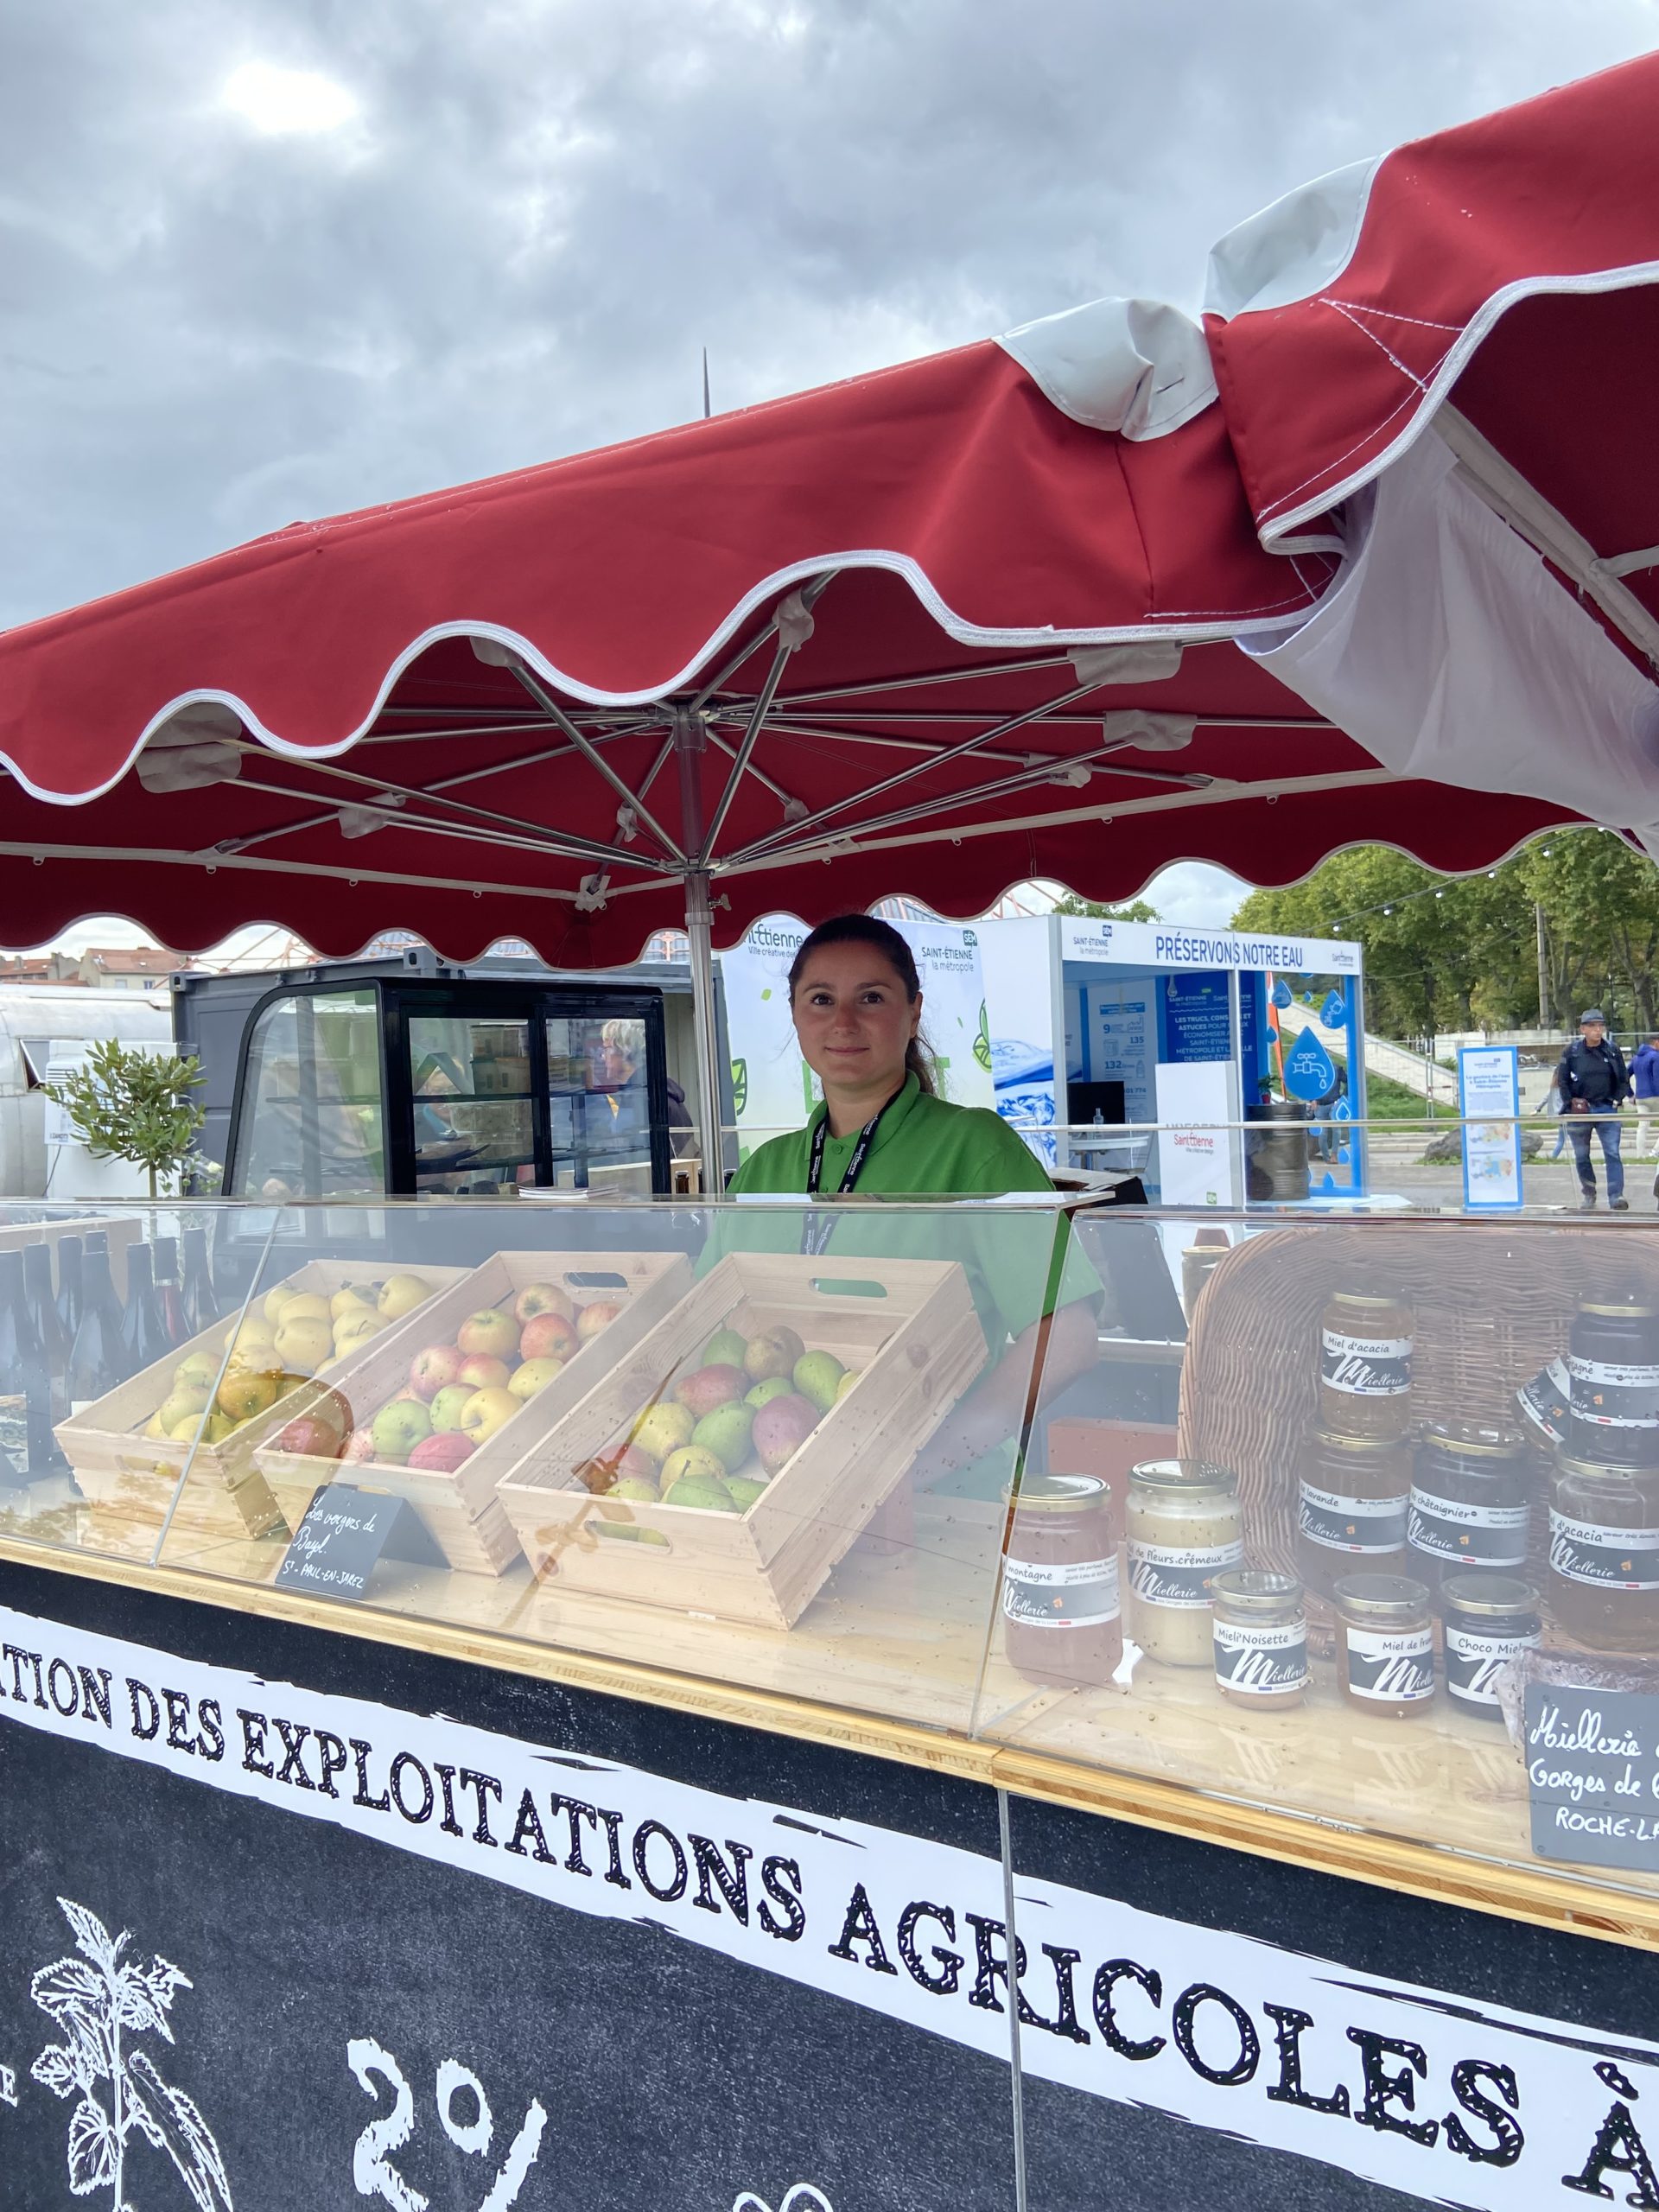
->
[[3, 57, 1656, 1160]]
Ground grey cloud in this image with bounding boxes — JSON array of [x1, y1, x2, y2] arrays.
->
[[3, 0, 1656, 626]]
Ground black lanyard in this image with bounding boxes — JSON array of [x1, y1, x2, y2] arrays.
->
[[801, 1090, 899, 1256]]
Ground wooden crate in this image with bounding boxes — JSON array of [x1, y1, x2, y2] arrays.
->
[[55, 1257, 468, 1540], [255, 1249, 692, 1575], [496, 1251, 985, 1629]]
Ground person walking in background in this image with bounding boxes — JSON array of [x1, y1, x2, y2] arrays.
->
[[1555, 1007, 1631, 1211], [1632, 1032, 1659, 1156]]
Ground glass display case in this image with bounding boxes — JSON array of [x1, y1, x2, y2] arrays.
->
[[6, 1195, 1659, 1925]]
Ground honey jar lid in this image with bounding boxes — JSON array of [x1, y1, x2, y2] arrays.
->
[[1419, 1420, 1528, 1459], [1332, 1573, 1430, 1625], [1327, 1282, 1411, 1310], [1211, 1568, 1301, 1613], [1554, 1448, 1655, 1481], [1440, 1573, 1540, 1617], [1128, 1457, 1237, 1497], [1311, 1429, 1408, 1455], [1578, 1293, 1659, 1318], [1005, 1471, 1109, 1515]]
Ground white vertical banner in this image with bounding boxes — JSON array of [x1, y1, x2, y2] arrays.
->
[[1155, 1060, 1241, 1208], [717, 915, 992, 1160], [978, 916, 1059, 1165], [1459, 1046, 1523, 1210]]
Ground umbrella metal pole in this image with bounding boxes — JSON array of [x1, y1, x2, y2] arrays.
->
[[676, 709, 727, 1190]]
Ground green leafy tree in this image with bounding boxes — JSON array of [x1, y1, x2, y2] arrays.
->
[[42, 1039, 207, 1198], [1051, 894, 1159, 922]]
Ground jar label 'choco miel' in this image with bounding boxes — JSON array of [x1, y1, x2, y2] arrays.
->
[[1548, 1511, 1659, 1592], [1320, 1330, 1411, 1398], [1344, 1625, 1434, 1703], [1300, 1482, 1407, 1554], [1567, 1355, 1659, 1430], [1001, 1552, 1121, 1630], [1444, 1624, 1537, 1706], [1407, 1487, 1530, 1567], [1128, 1539, 1243, 1610], [1213, 1617, 1309, 1698]]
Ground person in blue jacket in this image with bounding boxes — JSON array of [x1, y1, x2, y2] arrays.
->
[[1554, 1008, 1631, 1211], [1631, 1031, 1659, 1160]]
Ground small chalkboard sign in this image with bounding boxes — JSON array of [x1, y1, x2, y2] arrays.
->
[[1526, 1681, 1659, 1872], [274, 1482, 445, 1599]]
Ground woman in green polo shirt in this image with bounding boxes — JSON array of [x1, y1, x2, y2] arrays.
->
[[709, 913, 1100, 1483]]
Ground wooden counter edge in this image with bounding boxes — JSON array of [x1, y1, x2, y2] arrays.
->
[[9, 1535, 1659, 1955]]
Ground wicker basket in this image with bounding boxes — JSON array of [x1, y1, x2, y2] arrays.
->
[[1174, 1220, 1659, 1588]]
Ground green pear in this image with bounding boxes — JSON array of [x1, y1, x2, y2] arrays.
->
[[704, 1328, 748, 1369], [745, 1376, 793, 1411], [664, 1475, 741, 1512], [725, 1476, 767, 1512], [692, 1401, 755, 1473], [792, 1349, 846, 1414]]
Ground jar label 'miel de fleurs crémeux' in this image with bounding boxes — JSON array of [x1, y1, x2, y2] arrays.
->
[[1321, 1330, 1412, 1398], [1001, 1552, 1121, 1630], [1128, 1539, 1244, 1610]]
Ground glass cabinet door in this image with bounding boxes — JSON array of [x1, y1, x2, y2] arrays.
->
[[229, 988, 385, 1198], [405, 1014, 536, 1193], [544, 1014, 654, 1193]]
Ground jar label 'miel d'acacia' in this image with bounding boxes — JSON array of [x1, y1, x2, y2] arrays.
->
[[1344, 1625, 1434, 1703], [1300, 1482, 1407, 1554], [1001, 1552, 1121, 1630], [1567, 1356, 1659, 1430], [1407, 1487, 1530, 1566], [1213, 1617, 1309, 1697], [1320, 1331, 1412, 1397], [1128, 1539, 1243, 1610], [1548, 1511, 1659, 1592]]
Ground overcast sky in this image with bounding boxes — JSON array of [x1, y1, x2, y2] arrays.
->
[[6, 0, 1657, 949]]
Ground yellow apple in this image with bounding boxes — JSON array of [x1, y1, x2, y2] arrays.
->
[[331, 1284, 378, 1319], [172, 1351, 220, 1395], [276, 1293, 332, 1327], [227, 1325, 283, 1376], [458, 1386, 519, 1443], [378, 1273, 432, 1319], [274, 1317, 334, 1374], [262, 1283, 298, 1325], [156, 1383, 212, 1432], [508, 1357, 564, 1402], [334, 1309, 389, 1351], [217, 1368, 280, 1423]]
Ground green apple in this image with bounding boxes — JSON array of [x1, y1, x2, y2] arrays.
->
[[835, 1370, 859, 1402], [692, 1402, 755, 1473], [745, 1376, 793, 1411], [663, 1475, 741, 1512], [429, 1384, 474, 1433], [371, 1398, 432, 1463], [792, 1349, 846, 1414], [660, 1444, 728, 1490], [509, 1357, 565, 1402], [704, 1327, 748, 1369]]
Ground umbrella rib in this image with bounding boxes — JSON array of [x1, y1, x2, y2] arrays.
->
[[774, 652, 1076, 708], [703, 723, 798, 805], [722, 673, 1135, 866], [512, 664, 687, 864], [0, 839, 584, 903], [703, 637, 797, 855], [737, 747, 1214, 862]]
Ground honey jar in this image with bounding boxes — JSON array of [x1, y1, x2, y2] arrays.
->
[[1001, 1472, 1122, 1688], [1296, 1430, 1412, 1601], [1333, 1574, 1434, 1719], [1318, 1285, 1414, 1441]]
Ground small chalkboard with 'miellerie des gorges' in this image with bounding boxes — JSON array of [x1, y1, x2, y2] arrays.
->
[[1528, 1678, 1659, 1873], [274, 1482, 445, 1600]]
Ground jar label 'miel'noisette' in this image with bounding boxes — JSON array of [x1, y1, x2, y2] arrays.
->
[[1548, 1511, 1659, 1591], [1213, 1618, 1309, 1697], [1321, 1331, 1412, 1397], [1001, 1553, 1121, 1630]]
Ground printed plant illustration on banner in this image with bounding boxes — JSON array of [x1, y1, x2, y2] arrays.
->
[[29, 1896, 232, 2212]]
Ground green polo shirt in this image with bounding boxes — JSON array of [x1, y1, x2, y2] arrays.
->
[[698, 1074, 1099, 1355]]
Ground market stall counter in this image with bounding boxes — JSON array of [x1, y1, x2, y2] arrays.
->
[[3, 1195, 1659, 2211]]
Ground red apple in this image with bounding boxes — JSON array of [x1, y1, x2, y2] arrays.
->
[[514, 1281, 575, 1325], [342, 1428, 377, 1464], [456, 1308, 520, 1360], [407, 1431, 477, 1473], [408, 1343, 464, 1401], [673, 1363, 747, 1419], [520, 1311, 579, 1363], [456, 1352, 512, 1391], [752, 1392, 818, 1475], [271, 1414, 344, 1459], [304, 1385, 353, 1443], [576, 1300, 622, 1341]]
